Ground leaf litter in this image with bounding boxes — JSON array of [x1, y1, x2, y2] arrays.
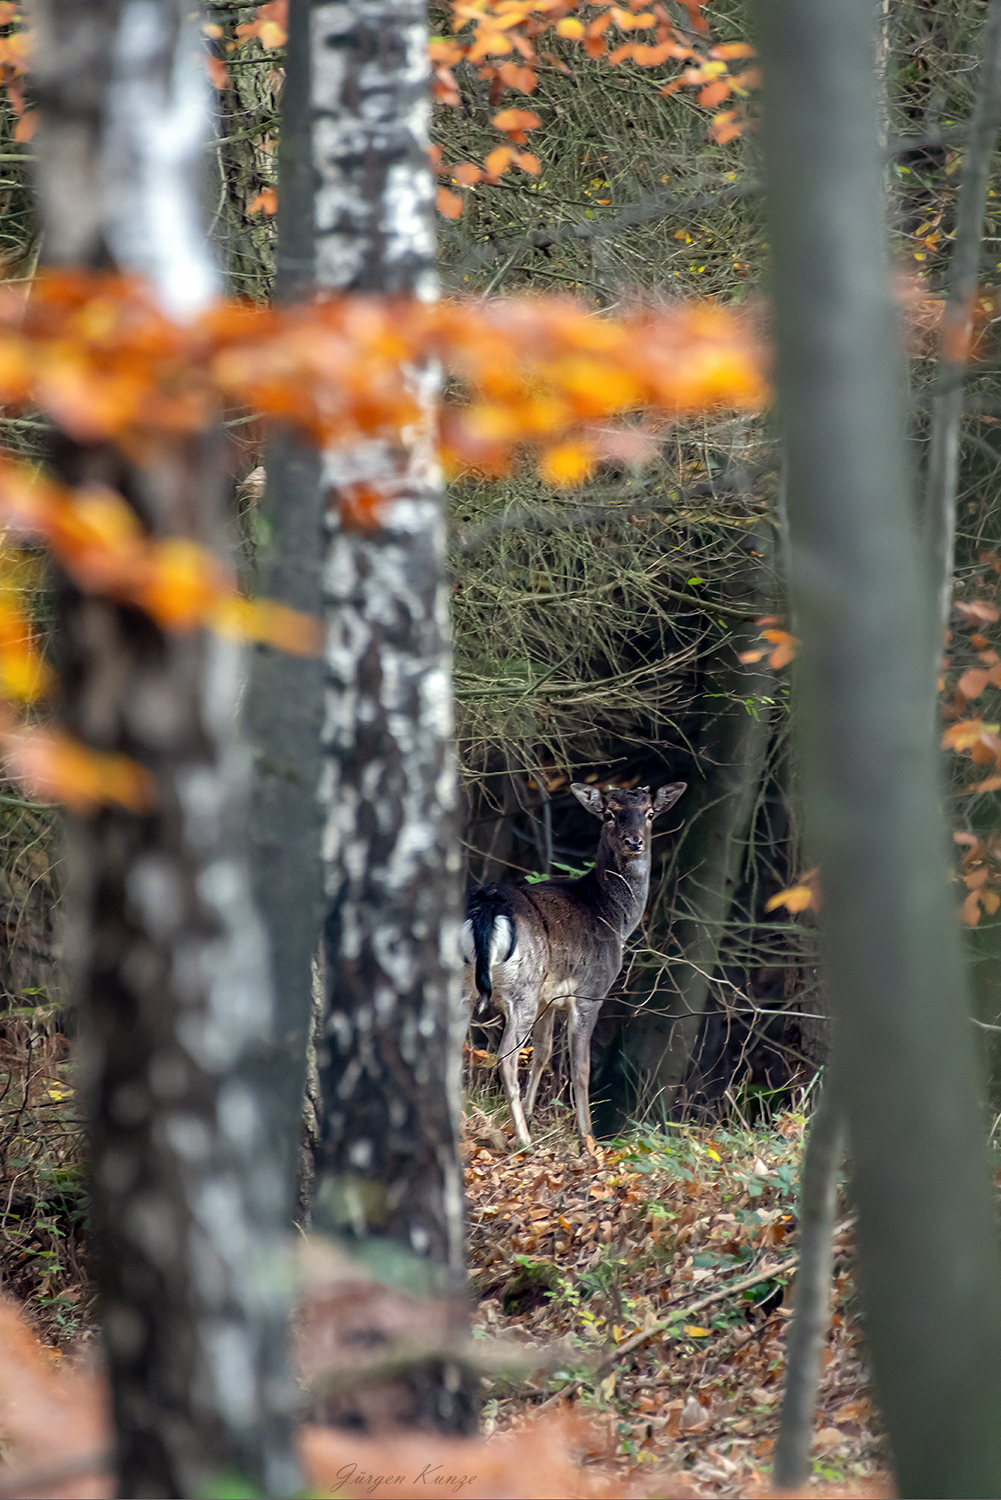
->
[[461, 1098, 890, 1497], [0, 1084, 894, 1498]]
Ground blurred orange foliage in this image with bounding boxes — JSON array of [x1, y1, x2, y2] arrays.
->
[[0, 272, 766, 478], [0, 270, 764, 811]]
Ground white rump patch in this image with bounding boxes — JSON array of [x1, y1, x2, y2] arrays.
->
[[490, 915, 515, 968]]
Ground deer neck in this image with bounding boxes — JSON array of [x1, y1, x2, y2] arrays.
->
[[593, 839, 650, 938]]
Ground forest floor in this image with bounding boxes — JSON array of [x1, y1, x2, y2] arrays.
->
[[461, 1080, 888, 1498], [0, 1024, 892, 1497]]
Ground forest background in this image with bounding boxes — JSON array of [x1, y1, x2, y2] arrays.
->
[[4, 0, 1001, 1497]]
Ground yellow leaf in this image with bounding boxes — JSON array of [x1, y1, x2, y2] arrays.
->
[[766, 884, 814, 914], [538, 441, 595, 486]]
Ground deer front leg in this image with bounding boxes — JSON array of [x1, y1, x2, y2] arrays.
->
[[497, 1000, 534, 1148], [524, 1000, 557, 1122], [568, 1001, 602, 1143]]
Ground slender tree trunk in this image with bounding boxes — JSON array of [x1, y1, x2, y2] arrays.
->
[[923, 0, 1001, 653], [757, 1, 1001, 1493], [307, 0, 473, 1432], [245, 0, 325, 1227], [773, 1078, 843, 1490], [34, 3, 299, 1493]]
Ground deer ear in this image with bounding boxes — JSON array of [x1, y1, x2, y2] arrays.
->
[[571, 783, 605, 818], [652, 782, 686, 816]]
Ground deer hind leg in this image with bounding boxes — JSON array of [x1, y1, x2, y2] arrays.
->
[[497, 993, 536, 1149], [523, 1000, 557, 1123], [568, 1000, 602, 1143]]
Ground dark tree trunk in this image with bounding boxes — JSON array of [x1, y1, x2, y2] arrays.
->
[[34, 3, 299, 1493], [594, 524, 774, 1131], [245, 0, 325, 1227], [306, 0, 473, 1433], [757, 0, 1001, 1491]]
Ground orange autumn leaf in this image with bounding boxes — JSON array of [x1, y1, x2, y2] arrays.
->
[[497, 61, 536, 92], [235, 0, 288, 48], [955, 599, 1000, 624], [709, 41, 756, 60], [766, 884, 815, 914], [247, 187, 278, 215], [5, 728, 157, 814], [698, 78, 731, 108], [958, 668, 992, 699], [942, 719, 1000, 751], [758, 627, 799, 669], [632, 41, 687, 66], [0, 272, 767, 489], [205, 53, 228, 90], [337, 484, 389, 533], [0, 457, 321, 656], [538, 441, 595, 486], [964, 775, 1001, 794], [484, 144, 514, 177], [490, 107, 541, 141], [710, 110, 741, 144], [452, 161, 483, 186], [213, 596, 325, 655], [436, 186, 464, 218], [963, 889, 984, 925]]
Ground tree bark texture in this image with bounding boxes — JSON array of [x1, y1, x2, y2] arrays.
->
[[757, 1, 1001, 1493], [34, 3, 300, 1494], [307, 0, 472, 1432], [245, 0, 326, 1228], [593, 524, 774, 1131]]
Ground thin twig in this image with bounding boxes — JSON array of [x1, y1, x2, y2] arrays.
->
[[538, 1252, 805, 1409], [923, 0, 1001, 647]]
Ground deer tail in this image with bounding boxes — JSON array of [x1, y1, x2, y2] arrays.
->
[[466, 886, 517, 1005]]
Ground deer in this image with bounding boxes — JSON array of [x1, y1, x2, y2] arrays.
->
[[460, 781, 686, 1148]]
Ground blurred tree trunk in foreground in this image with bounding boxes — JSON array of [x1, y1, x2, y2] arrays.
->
[[757, 0, 1001, 1492], [304, 0, 474, 1432], [34, 2, 300, 1493], [245, 0, 325, 1226]]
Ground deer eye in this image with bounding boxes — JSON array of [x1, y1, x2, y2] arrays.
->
[[645, 809, 654, 820], [604, 811, 614, 822]]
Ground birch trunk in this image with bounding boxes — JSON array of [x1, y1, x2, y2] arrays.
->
[[34, 3, 299, 1493], [307, 0, 472, 1432]]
